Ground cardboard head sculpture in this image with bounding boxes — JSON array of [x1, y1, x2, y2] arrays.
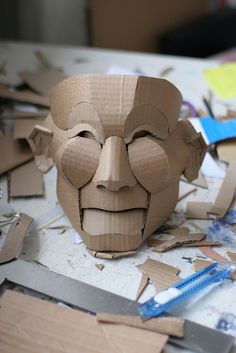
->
[[29, 75, 207, 251]]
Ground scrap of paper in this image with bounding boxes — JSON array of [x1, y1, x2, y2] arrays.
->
[[204, 63, 236, 99]]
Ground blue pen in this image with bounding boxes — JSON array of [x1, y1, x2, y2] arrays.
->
[[139, 262, 235, 319]]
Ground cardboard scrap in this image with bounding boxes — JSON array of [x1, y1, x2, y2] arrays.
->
[[97, 312, 185, 337], [96, 263, 105, 271], [137, 258, 181, 292], [154, 227, 206, 252], [9, 160, 44, 198], [0, 84, 49, 107], [11, 108, 49, 119], [19, 69, 66, 96], [199, 247, 225, 262], [0, 290, 168, 353], [136, 273, 149, 300], [147, 237, 165, 247], [217, 138, 236, 164], [227, 251, 236, 262], [208, 160, 236, 219], [184, 241, 222, 247], [88, 249, 136, 259], [0, 213, 33, 263], [14, 117, 45, 139], [0, 133, 33, 175], [186, 202, 212, 219]]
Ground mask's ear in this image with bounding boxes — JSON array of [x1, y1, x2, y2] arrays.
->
[[183, 131, 207, 182], [28, 125, 54, 173]]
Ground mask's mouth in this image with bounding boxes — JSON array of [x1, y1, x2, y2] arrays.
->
[[81, 208, 147, 236]]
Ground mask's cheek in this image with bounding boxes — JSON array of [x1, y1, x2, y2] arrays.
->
[[128, 136, 170, 193], [55, 137, 101, 188]]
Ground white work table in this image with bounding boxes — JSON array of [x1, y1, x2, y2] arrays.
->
[[0, 41, 236, 352]]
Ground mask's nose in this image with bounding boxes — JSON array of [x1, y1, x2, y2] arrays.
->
[[92, 136, 136, 191]]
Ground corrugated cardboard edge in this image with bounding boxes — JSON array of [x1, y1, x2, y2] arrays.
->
[[154, 233, 205, 252], [0, 213, 33, 263], [96, 312, 184, 337], [88, 248, 136, 259], [136, 274, 149, 300]]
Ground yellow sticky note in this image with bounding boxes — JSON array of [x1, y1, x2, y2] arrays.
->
[[204, 63, 236, 99]]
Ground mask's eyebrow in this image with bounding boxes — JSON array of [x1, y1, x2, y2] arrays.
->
[[124, 104, 169, 143], [67, 102, 105, 144]]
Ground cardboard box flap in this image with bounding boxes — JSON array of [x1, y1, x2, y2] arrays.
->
[[0, 213, 33, 263], [0, 85, 49, 107], [209, 160, 236, 218], [19, 69, 66, 96], [97, 313, 184, 337], [9, 160, 44, 198], [0, 290, 168, 353], [0, 133, 33, 175]]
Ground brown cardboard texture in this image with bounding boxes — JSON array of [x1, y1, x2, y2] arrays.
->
[[14, 117, 45, 139], [0, 290, 168, 353], [0, 84, 49, 107], [10, 160, 44, 198], [97, 313, 184, 337], [0, 133, 33, 175], [29, 74, 206, 251], [0, 213, 33, 263]]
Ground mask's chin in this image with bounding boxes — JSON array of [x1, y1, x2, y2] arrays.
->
[[81, 208, 146, 236]]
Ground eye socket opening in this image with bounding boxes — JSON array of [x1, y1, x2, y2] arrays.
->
[[78, 130, 96, 139]]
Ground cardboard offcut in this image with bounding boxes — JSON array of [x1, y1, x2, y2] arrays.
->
[[29, 74, 206, 251], [9, 160, 44, 198], [96, 313, 185, 337], [136, 273, 149, 300], [0, 213, 33, 263], [0, 290, 168, 353], [137, 258, 181, 292], [14, 118, 45, 139], [0, 133, 33, 175], [0, 84, 49, 107], [217, 139, 236, 163]]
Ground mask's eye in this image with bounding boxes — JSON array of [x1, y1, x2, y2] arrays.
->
[[128, 136, 169, 193], [79, 131, 96, 140], [55, 136, 101, 189], [132, 130, 149, 139]]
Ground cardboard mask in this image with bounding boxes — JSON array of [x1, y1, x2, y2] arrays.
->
[[29, 75, 207, 251]]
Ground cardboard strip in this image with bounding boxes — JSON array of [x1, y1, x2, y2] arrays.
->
[[186, 202, 213, 219], [0, 133, 33, 175], [0, 290, 168, 353], [0, 85, 49, 107], [208, 160, 236, 219], [154, 227, 206, 252], [19, 69, 66, 96], [9, 160, 44, 198], [184, 241, 222, 247], [181, 171, 208, 189], [0, 213, 33, 263], [88, 249, 136, 259], [136, 274, 149, 300], [11, 108, 49, 119], [147, 238, 165, 247], [138, 259, 181, 292], [200, 247, 226, 262], [97, 313, 184, 337]]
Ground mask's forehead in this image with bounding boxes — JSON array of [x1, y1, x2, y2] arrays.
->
[[50, 75, 138, 136]]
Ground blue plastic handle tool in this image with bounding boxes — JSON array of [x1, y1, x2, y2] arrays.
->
[[139, 262, 234, 319]]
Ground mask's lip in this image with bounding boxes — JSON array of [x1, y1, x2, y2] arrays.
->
[[81, 208, 147, 236]]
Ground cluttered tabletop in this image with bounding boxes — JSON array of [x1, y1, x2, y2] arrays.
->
[[1, 40, 236, 353]]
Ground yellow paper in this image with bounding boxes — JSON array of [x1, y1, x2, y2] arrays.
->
[[204, 63, 236, 99]]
